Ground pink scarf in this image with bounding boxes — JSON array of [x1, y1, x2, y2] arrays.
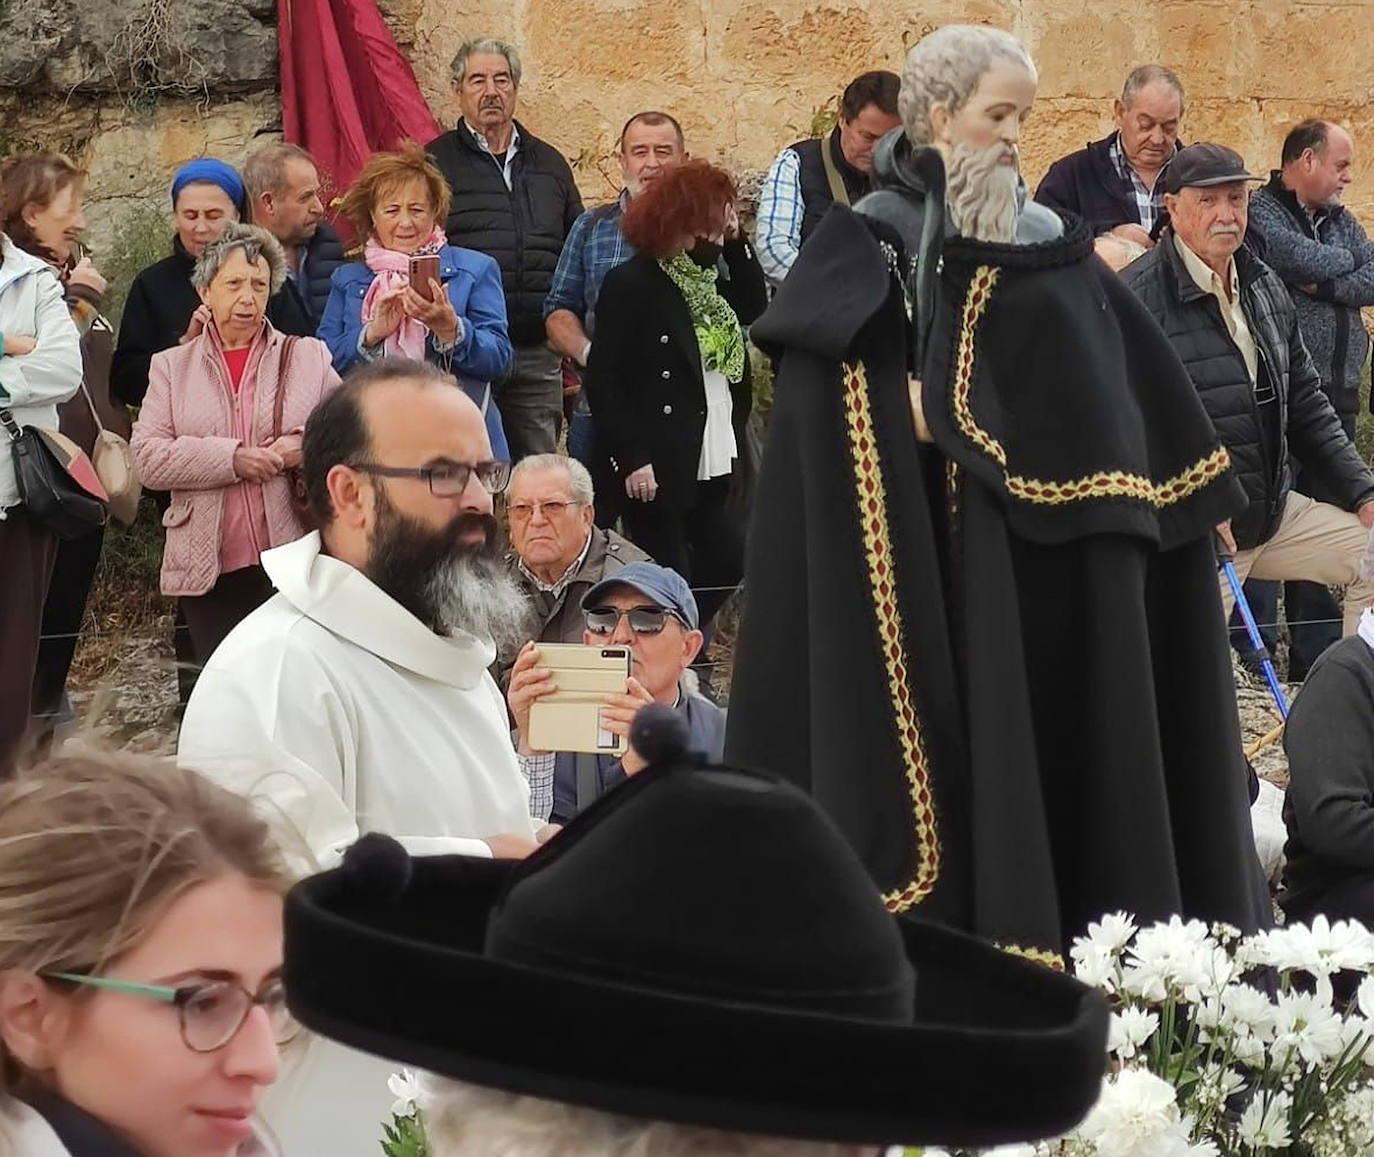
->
[[360, 226, 447, 360]]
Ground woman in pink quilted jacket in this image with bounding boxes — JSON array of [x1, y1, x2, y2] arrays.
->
[[132, 223, 340, 668]]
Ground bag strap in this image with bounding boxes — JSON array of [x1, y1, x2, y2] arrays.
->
[[0, 407, 20, 441], [271, 336, 300, 441], [819, 131, 851, 208], [77, 379, 107, 436]]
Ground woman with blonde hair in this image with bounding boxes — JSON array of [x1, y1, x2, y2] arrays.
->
[[0, 749, 295, 1156]]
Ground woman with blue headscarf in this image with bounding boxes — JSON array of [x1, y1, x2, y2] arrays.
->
[[110, 158, 247, 411]]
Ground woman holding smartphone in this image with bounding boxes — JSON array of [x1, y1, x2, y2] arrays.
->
[[317, 143, 512, 461]]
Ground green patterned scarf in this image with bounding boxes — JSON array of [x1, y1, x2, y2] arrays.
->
[[659, 252, 746, 384]]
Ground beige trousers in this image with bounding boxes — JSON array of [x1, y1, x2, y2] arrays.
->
[[1220, 492, 1374, 635]]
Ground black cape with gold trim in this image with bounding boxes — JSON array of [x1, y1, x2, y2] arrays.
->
[[726, 207, 1271, 963]]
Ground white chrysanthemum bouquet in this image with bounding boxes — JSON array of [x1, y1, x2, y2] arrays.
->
[[926, 914, 1374, 1157]]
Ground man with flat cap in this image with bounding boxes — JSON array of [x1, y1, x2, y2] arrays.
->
[[283, 710, 1109, 1155], [1122, 142, 1374, 638]]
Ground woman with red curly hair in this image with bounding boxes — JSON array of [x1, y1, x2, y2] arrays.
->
[[583, 160, 767, 631]]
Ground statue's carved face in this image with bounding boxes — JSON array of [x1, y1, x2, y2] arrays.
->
[[932, 57, 1038, 160]]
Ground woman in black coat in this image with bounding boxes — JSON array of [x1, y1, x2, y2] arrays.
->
[[583, 160, 767, 628]]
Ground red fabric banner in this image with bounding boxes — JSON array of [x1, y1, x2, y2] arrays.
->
[[277, 0, 442, 210]]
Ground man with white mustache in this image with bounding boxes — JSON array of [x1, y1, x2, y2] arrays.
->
[[1122, 143, 1374, 639]]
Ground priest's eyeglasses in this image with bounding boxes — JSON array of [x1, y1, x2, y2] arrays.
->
[[43, 972, 299, 1053], [352, 460, 511, 497], [584, 606, 687, 636]]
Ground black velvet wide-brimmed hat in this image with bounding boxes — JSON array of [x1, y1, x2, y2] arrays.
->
[[284, 712, 1108, 1149]]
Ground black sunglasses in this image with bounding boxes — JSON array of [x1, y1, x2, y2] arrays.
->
[[584, 605, 685, 636]]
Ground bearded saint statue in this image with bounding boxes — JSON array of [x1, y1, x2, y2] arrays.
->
[[726, 24, 1271, 965]]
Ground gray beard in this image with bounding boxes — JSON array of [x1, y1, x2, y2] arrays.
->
[[425, 551, 534, 654], [945, 141, 1021, 243]]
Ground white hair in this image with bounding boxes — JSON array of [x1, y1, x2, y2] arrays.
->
[[422, 1079, 880, 1157], [191, 222, 288, 294], [898, 25, 1035, 147], [509, 453, 595, 505], [450, 37, 522, 87]]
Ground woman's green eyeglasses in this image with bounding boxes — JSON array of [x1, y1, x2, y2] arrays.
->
[[44, 972, 299, 1053]]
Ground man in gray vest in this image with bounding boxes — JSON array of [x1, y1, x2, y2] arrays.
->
[[756, 70, 900, 285], [508, 562, 725, 824]]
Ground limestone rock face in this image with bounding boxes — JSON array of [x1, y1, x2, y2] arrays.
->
[[4, 0, 1374, 307], [0, 0, 276, 94]]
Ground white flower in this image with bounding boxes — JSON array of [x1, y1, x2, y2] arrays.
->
[[1238, 1091, 1292, 1150], [1085, 911, 1139, 953], [1192, 1063, 1244, 1111], [1272, 990, 1346, 1067], [387, 1069, 426, 1118], [1244, 917, 1374, 979], [1337, 1014, 1374, 1066], [1108, 1007, 1160, 1060], [1071, 940, 1119, 994], [1123, 917, 1215, 1003], [1358, 975, 1374, 1022], [1221, 983, 1276, 1039], [1231, 1032, 1268, 1068], [1073, 1068, 1194, 1157]]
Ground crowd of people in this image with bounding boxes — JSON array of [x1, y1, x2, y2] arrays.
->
[[3, 21, 1374, 1157]]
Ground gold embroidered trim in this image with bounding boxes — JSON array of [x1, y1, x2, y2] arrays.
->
[[997, 942, 1066, 972], [951, 265, 1233, 508], [840, 361, 940, 913]]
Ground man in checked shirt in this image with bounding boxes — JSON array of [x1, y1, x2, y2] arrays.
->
[[1036, 64, 1186, 271]]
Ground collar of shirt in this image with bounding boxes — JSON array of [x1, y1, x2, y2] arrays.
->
[[462, 119, 521, 187], [518, 529, 594, 596], [1173, 232, 1239, 301]]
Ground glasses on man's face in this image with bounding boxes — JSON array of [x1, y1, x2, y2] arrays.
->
[[352, 460, 510, 497], [584, 605, 684, 637], [508, 499, 583, 522], [44, 972, 299, 1053]]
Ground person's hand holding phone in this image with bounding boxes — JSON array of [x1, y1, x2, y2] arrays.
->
[[598, 677, 657, 775], [508, 642, 556, 755], [403, 279, 460, 346]]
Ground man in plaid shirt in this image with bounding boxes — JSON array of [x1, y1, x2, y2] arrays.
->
[[1036, 64, 1185, 269], [545, 111, 687, 525]]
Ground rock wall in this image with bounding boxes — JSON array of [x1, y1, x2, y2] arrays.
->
[[402, 0, 1374, 217], [3, 0, 1374, 257]]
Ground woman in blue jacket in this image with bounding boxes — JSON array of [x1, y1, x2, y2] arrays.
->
[[318, 143, 511, 459]]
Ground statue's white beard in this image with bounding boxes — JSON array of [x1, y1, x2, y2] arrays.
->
[[946, 141, 1021, 243]]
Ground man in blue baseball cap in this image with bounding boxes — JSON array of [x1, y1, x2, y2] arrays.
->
[[508, 560, 727, 823]]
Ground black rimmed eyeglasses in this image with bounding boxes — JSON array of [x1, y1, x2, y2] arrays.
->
[[352, 460, 511, 497], [43, 971, 300, 1053]]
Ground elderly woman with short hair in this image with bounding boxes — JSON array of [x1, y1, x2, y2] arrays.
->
[[132, 223, 340, 667]]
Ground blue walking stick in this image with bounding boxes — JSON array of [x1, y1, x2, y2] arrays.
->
[[1216, 535, 1288, 720]]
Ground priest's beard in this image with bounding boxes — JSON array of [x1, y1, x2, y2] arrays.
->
[[945, 141, 1021, 243], [364, 489, 532, 651]]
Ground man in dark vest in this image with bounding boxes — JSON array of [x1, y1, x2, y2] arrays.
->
[[427, 37, 584, 463], [243, 143, 346, 337], [756, 70, 900, 286]]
